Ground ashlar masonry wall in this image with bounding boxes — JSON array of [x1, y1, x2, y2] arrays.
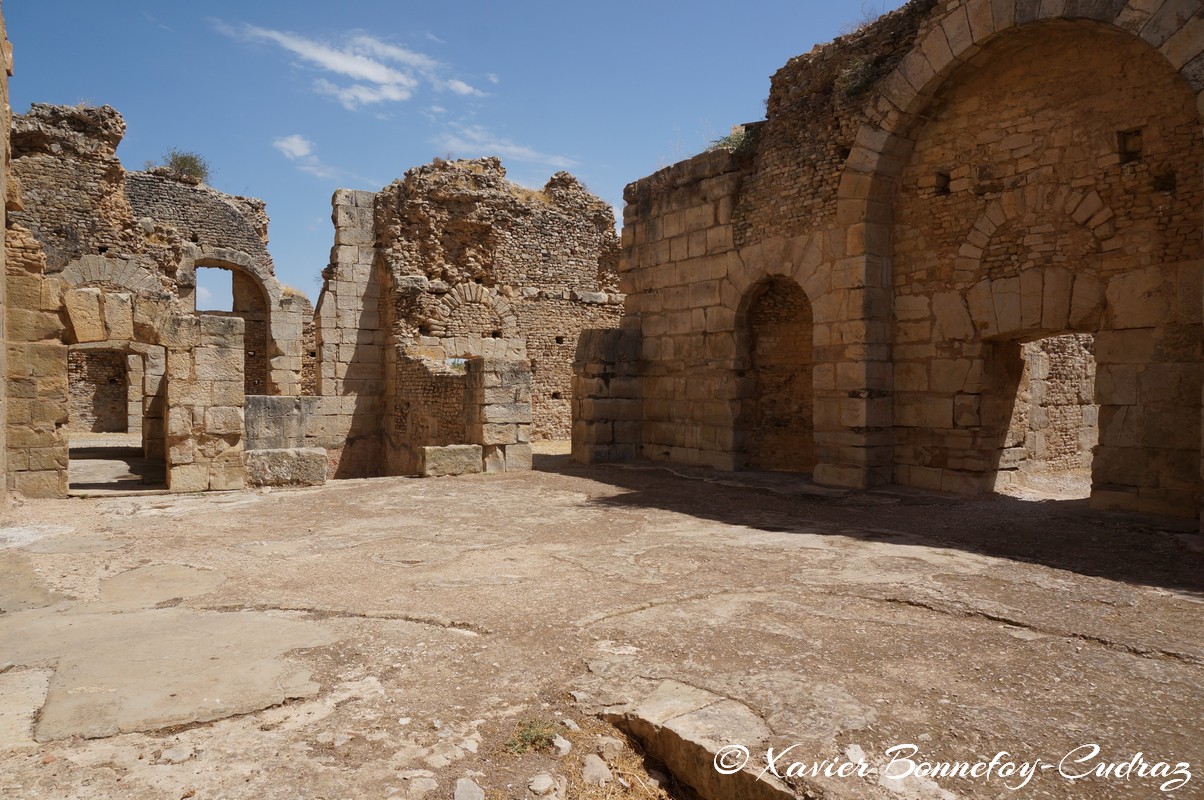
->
[[575, 0, 1204, 520]]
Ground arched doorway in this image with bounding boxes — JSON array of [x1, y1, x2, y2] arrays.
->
[[194, 261, 270, 395], [742, 277, 815, 473]]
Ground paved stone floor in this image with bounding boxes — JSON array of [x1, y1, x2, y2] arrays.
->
[[0, 451, 1200, 799]]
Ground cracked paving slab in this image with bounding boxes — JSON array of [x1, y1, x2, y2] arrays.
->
[[0, 562, 336, 742], [0, 457, 1200, 799]]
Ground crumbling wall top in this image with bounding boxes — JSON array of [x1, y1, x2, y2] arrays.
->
[[11, 102, 125, 157]]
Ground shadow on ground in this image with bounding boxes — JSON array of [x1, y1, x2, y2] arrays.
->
[[535, 453, 1204, 595]]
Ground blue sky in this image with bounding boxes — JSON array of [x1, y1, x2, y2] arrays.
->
[[6, 1, 904, 302]]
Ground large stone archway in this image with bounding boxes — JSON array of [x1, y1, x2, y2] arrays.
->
[[828, 1, 1204, 507], [871, 14, 1204, 515]]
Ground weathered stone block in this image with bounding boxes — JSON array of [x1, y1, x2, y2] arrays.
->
[[244, 448, 328, 487], [204, 406, 244, 436], [483, 445, 506, 473], [481, 403, 531, 424], [418, 444, 483, 477], [503, 443, 533, 471], [65, 288, 104, 343], [104, 293, 134, 341], [169, 463, 209, 493]]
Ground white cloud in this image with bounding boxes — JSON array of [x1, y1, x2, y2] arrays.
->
[[217, 21, 484, 111], [436, 124, 576, 170], [271, 134, 342, 180], [196, 286, 214, 304], [314, 78, 414, 110], [442, 79, 484, 97], [486, 73, 500, 85], [348, 34, 439, 74], [273, 134, 314, 160]]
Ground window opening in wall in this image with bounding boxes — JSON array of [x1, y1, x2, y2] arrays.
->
[[995, 334, 1097, 500], [491, 330, 502, 339], [934, 172, 951, 195], [195, 267, 234, 312], [555, 336, 566, 345], [1153, 171, 1176, 193], [1118, 128, 1143, 164], [551, 392, 563, 400]]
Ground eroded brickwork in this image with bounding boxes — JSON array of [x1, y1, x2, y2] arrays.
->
[[313, 157, 621, 477], [67, 348, 127, 432]]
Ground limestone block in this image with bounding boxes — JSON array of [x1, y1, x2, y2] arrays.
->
[[8, 309, 65, 342], [168, 438, 195, 466], [167, 407, 193, 437], [104, 293, 134, 341], [418, 444, 483, 477], [209, 460, 247, 491], [65, 288, 104, 343], [199, 314, 244, 346], [169, 463, 209, 493], [244, 448, 328, 487], [1105, 267, 1170, 329], [14, 469, 68, 499], [895, 293, 930, 321], [481, 403, 531, 424], [477, 423, 520, 445], [1068, 276, 1104, 330], [932, 292, 974, 340], [204, 407, 244, 436], [195, 348, 244, 382]]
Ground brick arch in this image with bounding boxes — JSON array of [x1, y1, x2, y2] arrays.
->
[[59, 254, 160, 293], [952, 185, 1117, 339], [824, 1, 1204, 491], [425, 284, 517, 339], [836, 1, 1204, 266]]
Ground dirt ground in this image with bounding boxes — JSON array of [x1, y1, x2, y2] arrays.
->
[[1, 448, 1200, 799]]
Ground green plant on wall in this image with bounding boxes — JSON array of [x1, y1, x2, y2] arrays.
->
[[156, 148, 211, 183]]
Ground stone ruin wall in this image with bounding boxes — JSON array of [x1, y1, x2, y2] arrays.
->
[[576, 0, 1204, 518], [1003, 334, 1098, 478], [2, 104, 299, 495], [0, 1, 10, 499], [374, 159, 621, 440], [313, 157, 621, 478]]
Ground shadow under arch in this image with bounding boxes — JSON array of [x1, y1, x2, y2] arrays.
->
[[734, 275, 817, 473]]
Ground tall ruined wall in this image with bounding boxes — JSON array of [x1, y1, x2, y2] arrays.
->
[[125, 172, 273, 272], [0, 0, 10, 500], [313, 157, 621, 476], [2, 104, 302, 496], [578, 0, 1204, 519], [376, 158, 622, 441]]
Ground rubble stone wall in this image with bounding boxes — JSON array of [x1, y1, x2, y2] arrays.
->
[[313, 157, 621, 477], [0, 1, 11, 499]]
